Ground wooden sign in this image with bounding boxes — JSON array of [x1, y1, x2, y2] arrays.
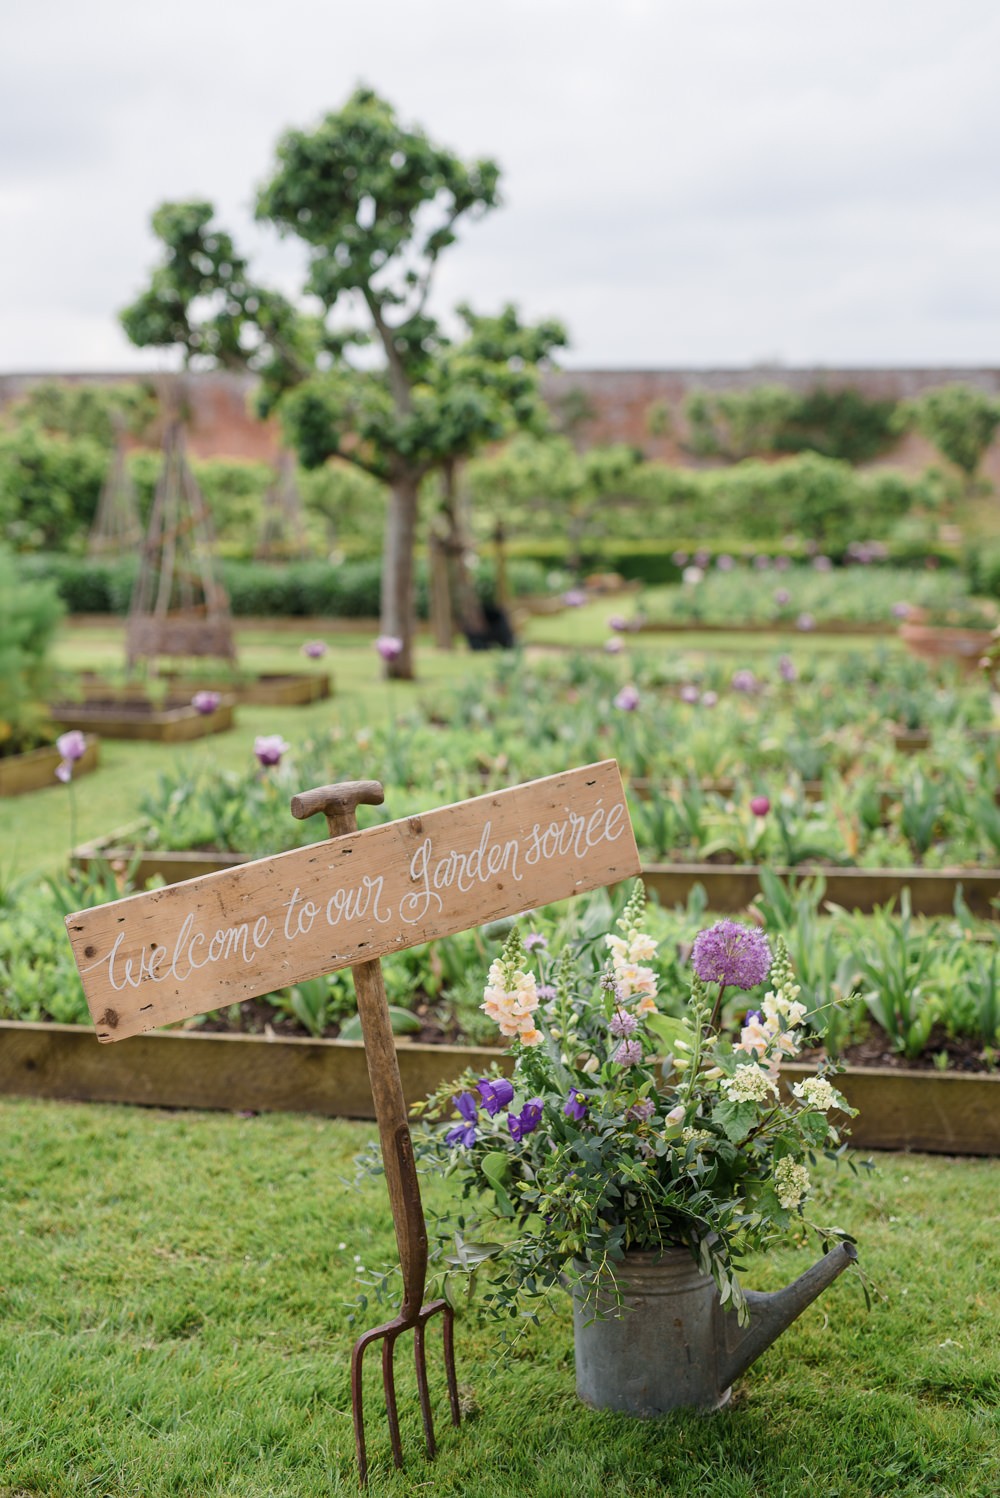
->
[[66, 760, 639, 1043]]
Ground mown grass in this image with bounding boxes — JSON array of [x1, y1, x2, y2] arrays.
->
[[1, 1097, 997, 1497]]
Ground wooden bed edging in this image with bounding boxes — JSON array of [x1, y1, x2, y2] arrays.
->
[[0, 1023, 996, 1154]]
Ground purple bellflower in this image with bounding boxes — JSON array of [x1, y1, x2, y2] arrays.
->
[[477, 1077, 515, 1116]]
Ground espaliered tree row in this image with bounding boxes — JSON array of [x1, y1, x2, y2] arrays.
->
[[120, 87, 566, 678]]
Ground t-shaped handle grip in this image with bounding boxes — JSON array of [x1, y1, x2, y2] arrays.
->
[[290, 779, 385, 838]]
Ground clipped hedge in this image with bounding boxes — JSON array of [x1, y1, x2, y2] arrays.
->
[[24, 553, 553, 618]]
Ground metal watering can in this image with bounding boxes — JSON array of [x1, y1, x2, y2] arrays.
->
[[573, 1241, 857, 1415]]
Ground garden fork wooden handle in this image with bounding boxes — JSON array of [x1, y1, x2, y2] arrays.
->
[[290, 779, 429, 1314]]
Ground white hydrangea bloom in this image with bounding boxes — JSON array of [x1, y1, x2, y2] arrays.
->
[[724, 1064, 779, 1103], [774, 1157, 810, 1208], [791, 1076, 840, 1112]]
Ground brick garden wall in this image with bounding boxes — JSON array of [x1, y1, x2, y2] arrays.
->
[[3, 366, 1000, 481]]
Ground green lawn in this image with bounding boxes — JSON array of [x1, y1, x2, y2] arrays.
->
[[0, 1098, 996, 1498]]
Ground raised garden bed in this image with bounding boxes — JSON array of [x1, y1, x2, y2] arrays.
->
[[0, 1021, 995, 1154], [0, 735, 100, 797], [899, 622, 994, 669], [48, 696, 235, 743], [641, 862, 1000, 918], [71, 834, 1000, 916], [74, 670, 330, 707]]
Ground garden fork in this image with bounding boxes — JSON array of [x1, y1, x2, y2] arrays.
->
[[290, 779, 461, 1485]]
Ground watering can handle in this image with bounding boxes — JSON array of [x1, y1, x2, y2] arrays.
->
[[290, 779, 429, 1316]]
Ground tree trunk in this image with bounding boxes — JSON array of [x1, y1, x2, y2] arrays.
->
[[429, 530, 454, 650], [381, 471, 420, 680]]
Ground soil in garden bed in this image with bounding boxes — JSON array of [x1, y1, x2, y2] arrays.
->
[[187, 995, 496, 1049], [799, 1024, 996, 1074]]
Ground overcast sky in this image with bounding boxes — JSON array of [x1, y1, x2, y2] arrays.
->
[[3, 0, 999, 373]]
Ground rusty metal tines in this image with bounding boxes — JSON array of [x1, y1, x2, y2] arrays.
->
[[290, 779, 463, 1484]]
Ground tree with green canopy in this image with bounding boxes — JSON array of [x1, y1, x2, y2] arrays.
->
[[120, 87, 566, 676], [902, 383, 1000, 497], [466, 434, 642, 573]]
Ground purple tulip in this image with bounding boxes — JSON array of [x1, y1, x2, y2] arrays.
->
[[54, 730, 87, 783], [750, 795, 771, 817], [375, 635, 403, 662], [191, 690, 221, 715], [563, 589, 588, 608], [614, 684, 640, 712], [254, 734, 290, 767], [56, 730, 87, 762], [301, 640, 328, 659]]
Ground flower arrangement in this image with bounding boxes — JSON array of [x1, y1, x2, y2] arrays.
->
[[413, 885, 856, 1324]]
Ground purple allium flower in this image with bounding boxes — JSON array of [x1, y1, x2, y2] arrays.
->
[[375, 635, 403, 662], [614, 684, 640, 712], [813, 555, 833, 572], [608, 614, 628, 632], [731, 668, 758, 693], [191, 690, 221, 715], [774, 588, 791, 607], [680, 684, 700, 705], [716, 554, 735, 572], [774, 554, 791, 571], [625, 1097, 657, 1123], [563, 588, 588, 608], [523, 932, 548, 953], [796, 612, 816, 632], [691, 920, 772, 991], [609, 1010, 639, 1038], [509, 1098, 544, 1141], [254, 734, 290, 767], [753, 554, 771, 571], [301, 639, 328, 658], [536, 983, 558, 1001], [564, 1090, 589, 1122], [671, 550, 689, 566], [700, 690, 718, 708], [778, 654, 797, 683], [477, 1077, 515, 1116], [892, 601, 911, 620], [750, 795, 771, 817], [56, 730, 87, 762], [604, 637, 624, 654], [614, 1038, 644, 1066], [694, 549, 711, 568], [446, 1091, 479, 1147]]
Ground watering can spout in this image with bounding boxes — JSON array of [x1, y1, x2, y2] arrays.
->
[[716, 1240, 857, 1393]]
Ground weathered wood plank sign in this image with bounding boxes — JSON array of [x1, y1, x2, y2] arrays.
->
[[65, 760, 639, 1043]]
